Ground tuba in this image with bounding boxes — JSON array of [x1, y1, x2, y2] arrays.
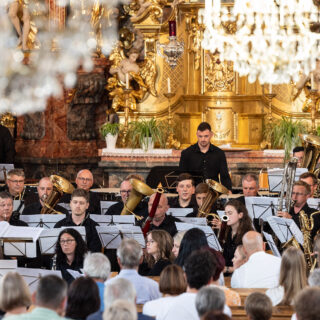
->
[[41, 175, 75, 214], [120, 178, 153, 220], [301, 134, 320, 173]]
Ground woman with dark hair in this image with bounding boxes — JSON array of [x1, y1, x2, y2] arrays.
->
[[66, 277, 100, 320], [143, 264, 187, 318], [140, 230, 175, 276], [54, 228, 87, 284], [216, 199, 253, 274], [175, 228, 208, 267]]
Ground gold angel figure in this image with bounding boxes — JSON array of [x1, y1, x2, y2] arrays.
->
[[107, 46, 157, 111]]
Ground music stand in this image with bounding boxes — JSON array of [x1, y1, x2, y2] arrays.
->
[[20, 214, 66, 229], [266, 216, 303, 245], [90, 214, 135, 227], [166, 208, 194, 217], [245, 197, 280, 221], [307, 198, 320, 210], [175, 222, 222, 251], [268, 168, 308, 193], [0, 164, 14, 182], [0, 260, 17, 278], [100, 201, 117, 215], [96, 225, 145, 249], [262, 232, 281, 257], [178, 217, 207, 225], [38, 227, 86, 255]]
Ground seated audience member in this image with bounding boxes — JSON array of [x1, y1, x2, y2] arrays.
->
[[313, 234, 320, 269], [60, 169, 101, 215], [66, 277, 100, 320], [22, 177, 69, 215], [54, 228, 88, 285], [0, 191, 28, 226], [104, 300, 137, 320], [237, 174, 259, 204], [140, 230, 174, 276], [308, 268, 320, 287], [201, 312, 231, 320], [293, 146, 304, 168], [143, 265, 187, 318], [106, 239, 161, 304], [244, 292, 273, 320], [196, 286, 229, 319], [0, 272, 31, 317], [83, 253, 111, 312], [231, 231, 281, 288], [213, 199, 253, 273], [232, 244, 247, 270], [54, 189, 101, 252], [3, 275, 68, 320], [175, 228, 208, 267], [107, 174, 148, 217], [172, 231, 186, 257], [148, 193, 178, 237], [161, 249, 231, 320], [299, 172, 318, 198], [294, 287, 320, 320], [266, 247, 307, 306], [168, 173, 197, 211]]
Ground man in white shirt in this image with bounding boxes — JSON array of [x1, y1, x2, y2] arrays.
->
[[161, 249, 231, 320], [231, 231, 281, 288]]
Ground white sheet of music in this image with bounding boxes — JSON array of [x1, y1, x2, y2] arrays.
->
[[4, 241, 37, 258], [307, 198, 320, 210], [20, 214, 66, 229], [245, 197, 280, 221], [178, 217, 207, 225], [67, 269, 83, 280], [268, 168, 307, 192], [166, 208, 193, 217], [0, 221, 43, 241], [0, 260, 17, 278], [263, 232, 281, 257], [90, 214, 135, 226]]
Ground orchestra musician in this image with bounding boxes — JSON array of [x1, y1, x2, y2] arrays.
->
[[299, 172, 318, 198]]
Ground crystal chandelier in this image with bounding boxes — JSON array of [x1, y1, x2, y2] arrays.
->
[[157, 21, 184, 69], [201, 0, 320, 84]]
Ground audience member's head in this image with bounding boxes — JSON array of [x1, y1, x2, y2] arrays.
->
[[242, 231, 264, 257], [299, 172, 317, 197], [159, 264, 187, 296], [175, 227, 208, 267], [201, 312, 231, 320], [66, 277, 100, 320], [245, 292, 272, 320], [232, 245, 247, 270], [184, 249, 216, 290], [196, 286, 225, 318], [172, 230, 186, 257], [76, 169, 94, 191], [207, 248, 225, 282], [148, 193, 169, 224], [6, 169, 25, 196], [35, 275, 67, 315], [0, 272, 31, 315], [117, 239, 142, 269], [242, 174, 259, 197], [103, 300, 137, 320], [0, 191, 13, 222], [279, 247, 307, 305], [195, 183, 209, 207], [308, 269, 320, 287], [294, 287, 320, 320], [83, 252, 111, 282]]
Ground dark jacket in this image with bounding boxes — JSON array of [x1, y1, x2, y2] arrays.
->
[[0, 125, 15, 164], [22, 201, 69, 215]]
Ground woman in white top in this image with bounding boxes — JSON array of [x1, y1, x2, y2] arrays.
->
[[266, 247, 307, 306], [142, 264, 187, 319]]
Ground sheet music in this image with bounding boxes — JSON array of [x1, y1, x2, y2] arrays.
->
[[307, 198, 320, 210], [4, 241, 37, 258], [245, 197, 280, 221], [20, 214, 66, 229], [0, 260, 18, 278], [166, 208, 193, 217], [178, 217, 207, 225], [67, 269, 83, 280], [268, 168, 307, 192], [90, 214, 135, 226], [0, 221, 43, 242], [263, 232, 281, 257], [100, 201, 117, 215]]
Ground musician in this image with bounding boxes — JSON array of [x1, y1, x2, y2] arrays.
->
[[0, 124, 15, 163], [106, 174, 148, 218], [60, 169, 101, 215], [299, 172, 318, 198], [277, 181, 320, 239], [22, 177, 69, 215], [179, 122, 232, 191], [293, 146, 305, 168], [54, 189, 101, 253], [148, 193, 178, 237], [236, 174, 260, 205], [168, 173, 197, 213]]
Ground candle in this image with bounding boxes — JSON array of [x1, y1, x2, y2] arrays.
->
[[167, 78, 171, 93], [169, 21, 176, 37], [125, 73, 129, 89], [311, 72, 315, 90], [269, 84, 272, 94]]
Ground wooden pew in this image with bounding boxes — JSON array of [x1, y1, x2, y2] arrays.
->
[[233, 288, 267, 305]]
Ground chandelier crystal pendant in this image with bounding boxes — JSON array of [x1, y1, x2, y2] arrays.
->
[[201, 0, 320, 84]]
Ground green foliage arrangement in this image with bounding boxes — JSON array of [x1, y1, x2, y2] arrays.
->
[[263, 116, 307, 161], [99, 122, 120, 138]]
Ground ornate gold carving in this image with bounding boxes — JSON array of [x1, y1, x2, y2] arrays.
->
[[187, 14, 202, 70], [205, 53, 234, 92], [130, 0, 167, 24], [0, 113, 16, 128]]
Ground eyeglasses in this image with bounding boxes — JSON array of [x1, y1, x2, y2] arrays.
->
[[8, 179, 24, 184], [292, 192, 307, 196], [77, 177, 92, 182], [60, 239, 75, 245]]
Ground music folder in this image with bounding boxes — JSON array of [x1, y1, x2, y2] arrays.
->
[[263, 232, 281, 257], [20, 214, 66, 229]]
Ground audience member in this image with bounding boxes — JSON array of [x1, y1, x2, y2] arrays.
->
[[83, 252, 111, 312], [201, 312, 231, 320], [103, 300, 137, 320], [106, 239, 161, 304], [314, 234, 320, 268], [232, 245, 247, 270], [143, 264, 187, 318], [22, 177, 69, 215], [231, 231, 281, 288], [293, 146, 304, 168], [175, 228, 208, 267], [66, 277, 100, 320], [172, 231, 186, 257], [3, 275, 68, 320], [0, 272, 31, 318], [54, 189, 101, 252], [308, 268, 320, 287], [299, 172, 318, 198], [54, 228, 87, 285], [266, 247, 307, 306], [139, 230, 174, 276], [294, 287, 320, 320], [148, 193, 178, 237], [244, 292, 273, 320]]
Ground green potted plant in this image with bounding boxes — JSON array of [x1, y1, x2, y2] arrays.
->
[[100, 122, 120, 150], [127, 118, 166, 151], [263, 116, 307, 161]]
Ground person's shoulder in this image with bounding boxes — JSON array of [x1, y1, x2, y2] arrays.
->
[[54, 217, 67, 227], [181, 143, 198, 154]]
